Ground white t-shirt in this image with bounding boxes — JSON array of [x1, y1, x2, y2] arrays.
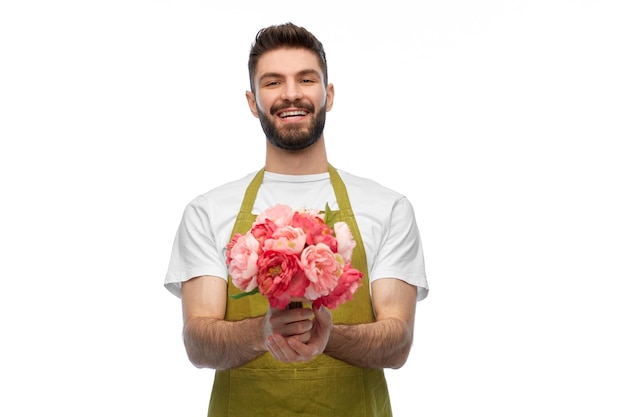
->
[[164, 169, 429, 301]]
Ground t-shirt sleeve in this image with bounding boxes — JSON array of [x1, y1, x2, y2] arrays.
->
[[369, 196, 429, 301], [164, 195, 228, 298]]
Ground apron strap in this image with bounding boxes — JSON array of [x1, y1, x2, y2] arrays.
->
[[240, 168, 265, 214], [229, 168, 265, 240]]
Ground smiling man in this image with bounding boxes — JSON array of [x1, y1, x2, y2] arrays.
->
[[164, 22, 429, 417], [247, 48, 332, 152]]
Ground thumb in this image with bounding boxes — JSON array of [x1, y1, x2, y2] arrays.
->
[[314, 305, 332, 325]]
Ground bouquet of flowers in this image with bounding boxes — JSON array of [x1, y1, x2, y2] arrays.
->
[[226, 203, 363, 310]]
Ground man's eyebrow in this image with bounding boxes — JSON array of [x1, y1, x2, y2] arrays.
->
[[258, 72, 283, 81], [259, 69, 321, 81], [296, 69, 321, 78]]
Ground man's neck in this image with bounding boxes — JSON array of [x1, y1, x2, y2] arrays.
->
[[264, 137, 329, 175]]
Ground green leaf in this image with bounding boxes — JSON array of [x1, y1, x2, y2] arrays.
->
[[230, 287, 259, 299], [324, 202, 338, 227]]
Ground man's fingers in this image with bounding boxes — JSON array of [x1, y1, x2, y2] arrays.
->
[[267, 334, 305, 362]]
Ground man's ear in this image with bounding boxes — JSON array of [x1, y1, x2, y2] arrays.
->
[[245, 91, 259, 118], [325, 83, 335, 112]]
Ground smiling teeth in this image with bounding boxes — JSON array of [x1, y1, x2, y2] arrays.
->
[[280, 111, 307, 117]]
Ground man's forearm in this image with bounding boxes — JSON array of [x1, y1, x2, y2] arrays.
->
[[183, 316, 265, 370], [324, 318, 413, 369]]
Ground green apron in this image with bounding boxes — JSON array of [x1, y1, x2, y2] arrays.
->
[[208, 165, 392, 417]]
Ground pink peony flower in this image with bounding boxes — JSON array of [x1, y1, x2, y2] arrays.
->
[[334, 221, 356, 261], [250, 219, 277, 248], [301, 243, 342, 300], [257, 250, 308, 309], [292, 210, 335, 250], [254, 204, 294, 228], [313, 261, 363, 309], [263, 225, 306, 255], [226, 232, 260, 292]]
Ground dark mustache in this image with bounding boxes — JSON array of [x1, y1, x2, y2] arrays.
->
[[270, 101, 315, 115]]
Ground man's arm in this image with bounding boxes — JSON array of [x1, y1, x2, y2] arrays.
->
[[181, 275, 317, 370], [324, 278, 417, 369], [275, 278, 417, 369], [181, 275, 264, 370]]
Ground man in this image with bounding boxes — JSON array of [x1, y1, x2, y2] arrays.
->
[[165, 22, 429, 416]]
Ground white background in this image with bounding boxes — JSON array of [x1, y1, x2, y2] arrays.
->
[[1, 1, 625, 416]]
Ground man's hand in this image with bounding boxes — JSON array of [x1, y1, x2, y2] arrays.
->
[[265, 305, 332, 363], [263, 304, 314, 344]]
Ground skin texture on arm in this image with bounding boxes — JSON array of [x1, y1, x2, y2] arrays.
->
[[271, 278, 417, 369], [325, 278, 418, 369], [181, 275, 318, 370], [181, 275, 265, 370]]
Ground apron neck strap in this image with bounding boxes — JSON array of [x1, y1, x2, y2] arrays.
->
[[239, 168, 265, 215], [328, 164, 352, 212]]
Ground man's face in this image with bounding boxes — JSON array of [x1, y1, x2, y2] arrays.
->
[[246, 48, 334, 151]]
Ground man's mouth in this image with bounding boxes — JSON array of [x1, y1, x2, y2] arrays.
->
[[277, 110, 309, 119]]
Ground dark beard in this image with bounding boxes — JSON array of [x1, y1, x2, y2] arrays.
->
[[258, 103, 326, 151]]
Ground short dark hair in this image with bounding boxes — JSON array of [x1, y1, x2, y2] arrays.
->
[[248, 22, 328, 92]]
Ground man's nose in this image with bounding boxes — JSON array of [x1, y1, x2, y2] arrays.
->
[[281, 80, 303, 101]]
